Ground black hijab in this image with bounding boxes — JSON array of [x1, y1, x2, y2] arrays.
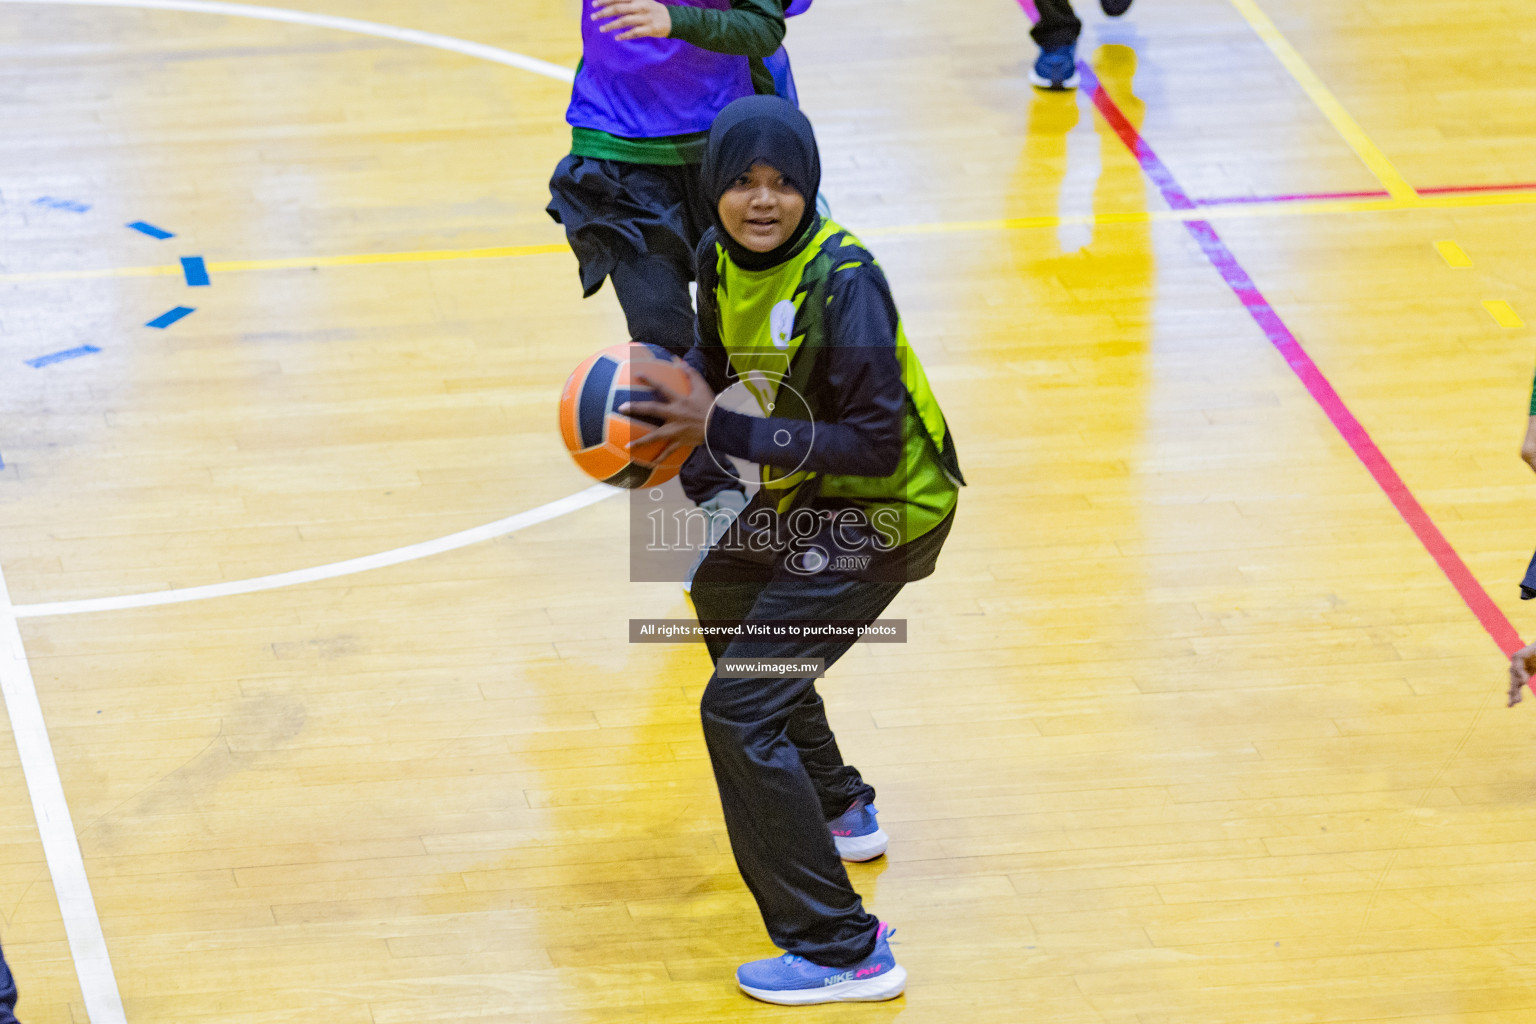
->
[[701, 95, 822, 271]]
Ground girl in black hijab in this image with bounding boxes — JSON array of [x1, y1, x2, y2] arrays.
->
[[624, 96, 963, 1005]]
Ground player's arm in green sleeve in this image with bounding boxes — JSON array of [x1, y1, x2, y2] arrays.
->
[[667, 0, 786, 58]]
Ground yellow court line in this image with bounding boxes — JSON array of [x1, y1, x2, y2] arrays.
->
[[209, 242, 570, 273], [1, 264, 182, 282], [1226, 0, 1419, 203], [5, 192, 1536, 284], [868, 187, 1536, 235], [1435, 240, 1473, 268], [1484, 301, 1526, 329], [0, 242, 571, 283]]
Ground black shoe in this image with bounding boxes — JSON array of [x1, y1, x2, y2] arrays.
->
[[1101, 0, 1133, 14]]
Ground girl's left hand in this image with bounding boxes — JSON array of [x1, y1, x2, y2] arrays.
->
[[621, 360, 714, 466], [591, 0, 672, 41]]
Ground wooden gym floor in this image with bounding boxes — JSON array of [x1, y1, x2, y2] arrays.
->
[[2, 0, 1535, 1020]]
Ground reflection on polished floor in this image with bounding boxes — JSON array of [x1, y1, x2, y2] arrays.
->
[[2, 0, 1535, 1021]]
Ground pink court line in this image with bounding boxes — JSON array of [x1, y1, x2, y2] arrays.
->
[[1077, 59, 1529, 673], [1198, 183, 1536, 206], [1197, 189, 1389, 206], [1419, 182, 1536, 196], [1010, 0, 1533, 208]]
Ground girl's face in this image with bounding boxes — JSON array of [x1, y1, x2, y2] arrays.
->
[[717, 163, 806, 253]]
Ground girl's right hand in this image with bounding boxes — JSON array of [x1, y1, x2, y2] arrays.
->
[[591, 0, 673, 41], [1508, 643, 1534, 707]]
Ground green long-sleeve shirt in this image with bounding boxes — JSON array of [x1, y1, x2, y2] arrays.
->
[[669, 0, 785, 58], [570, 0, 787, 166]]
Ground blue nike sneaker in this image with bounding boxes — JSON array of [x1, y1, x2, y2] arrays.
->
[[1101, 0, 1134, 14], [828, 800, 887, 862], [737, 922, 905, 1005], [1030, 44, 1079, 91]]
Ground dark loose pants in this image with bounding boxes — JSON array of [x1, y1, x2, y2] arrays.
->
[[608, 251, 695, 359], [1033, 0, 1082, 48], [548, 157, 740, 504], [690, 535, 900, 969], [607, 254, 743, 504], [0, 937, 17, 1024]]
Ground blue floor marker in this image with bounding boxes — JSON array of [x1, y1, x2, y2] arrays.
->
[[181, 256, 210, 286], [127, 221, 174, 239], [35, 197, 92, 213], [147, 306, 195, 329], [26, 345, 101, 368]]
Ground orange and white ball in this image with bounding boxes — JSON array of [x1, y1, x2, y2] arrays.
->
[[558, 342, 696, 488]]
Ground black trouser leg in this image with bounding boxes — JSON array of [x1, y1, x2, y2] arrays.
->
[[0, 937, 18, 1024], [1032, 0, 1082, 48], [607, 252, 695, 358], [693, 550, 876, 821], [691, 549, 901, 967], [608, 253, 742, 505], [788, 689, 876, 820]]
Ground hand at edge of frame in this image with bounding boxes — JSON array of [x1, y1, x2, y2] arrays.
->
[[591, 0, 672, 41], [1507, 642, 1534, 707]]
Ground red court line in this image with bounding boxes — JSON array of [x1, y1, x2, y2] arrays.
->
[[1011, 1, 1534, 209], [1077, 60, 1529, 668], [1199, 183, 1536, 205], [1419, 182, 1536, 196]]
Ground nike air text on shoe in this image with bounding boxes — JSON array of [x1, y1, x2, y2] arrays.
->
[[829, 800, 888, 862], [736, 922, 905, 1005], [1030, 44, 1079, 91]]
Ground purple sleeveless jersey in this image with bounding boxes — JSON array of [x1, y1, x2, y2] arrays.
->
[[567, 0, 754, 140]]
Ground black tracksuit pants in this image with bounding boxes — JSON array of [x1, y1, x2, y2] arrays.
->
[[547, 156, 742, 506], [690, 530, 901, 969], [1033, 0, 1083, 49], [0, 937, 17, 1024], [608, 253, 743, 505]]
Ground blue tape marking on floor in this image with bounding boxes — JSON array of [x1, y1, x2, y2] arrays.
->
[[34, 197, 92, 213], [26, 345, 102, 368], [181, 256, 210, 286], [127, 221, 175, 239], [146, 306, 195, 329]]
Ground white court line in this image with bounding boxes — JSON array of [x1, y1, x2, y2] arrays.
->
[[0, 4, 579, 1019], [0, 569, 128, 1024], [13, 484, 621, 619], [0, 0, 577, 83], [1, 481, 618, 1021]]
